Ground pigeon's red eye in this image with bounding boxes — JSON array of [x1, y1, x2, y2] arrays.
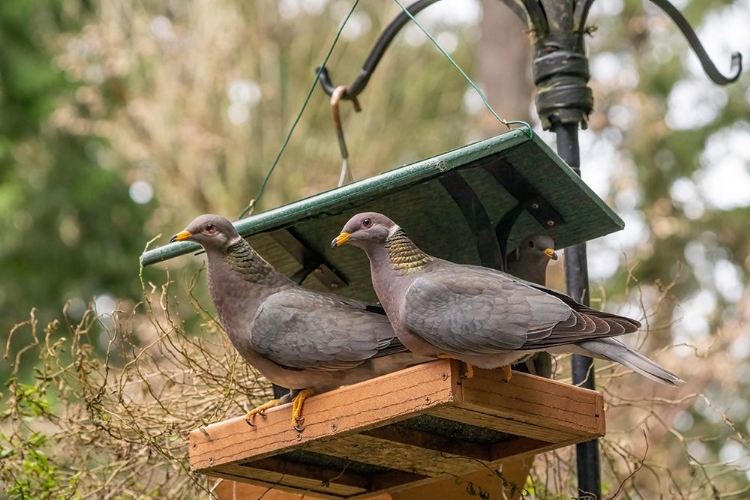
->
[[205, 224, 216, 234], [362, 218, 372, 228]]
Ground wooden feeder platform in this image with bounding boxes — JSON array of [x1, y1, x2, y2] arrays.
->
[[190, 360, 604, 499]]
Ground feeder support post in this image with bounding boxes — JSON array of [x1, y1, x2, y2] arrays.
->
[[497, 0, 599, 496]]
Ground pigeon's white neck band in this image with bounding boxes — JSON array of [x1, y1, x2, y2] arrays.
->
[[387, 224, 401, 238], [229, 235, 244, 247]]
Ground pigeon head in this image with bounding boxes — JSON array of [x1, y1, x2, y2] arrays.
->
[[515, 235, 558, 262], [332, 212, 398, 249], [171, 214, 243, 252]]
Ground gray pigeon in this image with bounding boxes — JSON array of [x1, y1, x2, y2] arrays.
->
[[506, 235, 558, 284], [171, 214, 428, 429], [506, 235, 559, 377], [333, 213, 682, 386], [509, 234, 683, 385]]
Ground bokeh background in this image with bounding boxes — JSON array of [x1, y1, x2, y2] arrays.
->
[[2, 0, 749, 497]]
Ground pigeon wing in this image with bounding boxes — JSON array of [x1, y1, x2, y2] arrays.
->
[[403, 264, 574, 355], [252, 288, 402, 372]]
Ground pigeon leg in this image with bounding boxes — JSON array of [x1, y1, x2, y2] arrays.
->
[[501, 365, 512, 383], [291, 388, 315, 431], [245, 393, 292, 426], [437, 354, 474, 379]]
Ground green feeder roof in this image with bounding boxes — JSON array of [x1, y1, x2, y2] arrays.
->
[[141, 129, 623, 303]]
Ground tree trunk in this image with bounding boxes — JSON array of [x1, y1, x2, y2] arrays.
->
[[477, 0, 534, 131]]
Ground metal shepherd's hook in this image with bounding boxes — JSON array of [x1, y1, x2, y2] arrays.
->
[[330, 86, 362, 187]]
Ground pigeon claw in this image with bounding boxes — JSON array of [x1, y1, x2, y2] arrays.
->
[[244, 397, 285, 426], [290, 388, 315, 430], [437, 354, 474, 379]]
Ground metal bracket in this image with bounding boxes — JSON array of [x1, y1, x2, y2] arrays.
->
[[485, 159, 565, 229], [438, 172, 505, 271]]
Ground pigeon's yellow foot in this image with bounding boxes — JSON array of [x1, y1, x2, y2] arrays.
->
[[245, 398, 285, 426], [501, 365, 512, 383], [291, 388, 315, 431], [437, 354, 474, 379]]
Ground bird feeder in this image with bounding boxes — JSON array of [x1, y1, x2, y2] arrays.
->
[[189, 360, 604, 499], [141, 128, 623, 498]]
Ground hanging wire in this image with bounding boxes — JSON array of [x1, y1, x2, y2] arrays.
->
[[392, 0, 534, 138], [392, 0, 515, 130], [237, 0, 361, 219]]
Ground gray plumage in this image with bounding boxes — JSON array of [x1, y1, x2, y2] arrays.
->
[[509, 234, 683, 386], [171, 215, 427, 397], [506, 236, 559, 377], [333, 213, 682, 386]]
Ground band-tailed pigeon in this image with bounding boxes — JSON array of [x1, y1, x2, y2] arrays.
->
[[171, 214, 428, 429], [333, 213, 682, 386], [506, 235, 558, 284], [505, 235, 559, 377]]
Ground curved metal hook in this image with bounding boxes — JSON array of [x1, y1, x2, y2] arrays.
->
[[316, 0, 442, 98], [650, 0, 741, 85]]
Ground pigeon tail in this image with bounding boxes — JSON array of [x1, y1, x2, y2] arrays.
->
[[576, 338, 684, 386]]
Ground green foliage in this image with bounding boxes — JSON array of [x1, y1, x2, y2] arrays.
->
[[1, 316, 74, 499], [0, 0, 154, 383], [1, 284, 269, 498]]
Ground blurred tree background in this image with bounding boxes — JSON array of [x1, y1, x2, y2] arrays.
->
[[1, 0, 748, 497]]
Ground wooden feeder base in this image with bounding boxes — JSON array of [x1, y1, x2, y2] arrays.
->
[[190, 360, 604, 499]]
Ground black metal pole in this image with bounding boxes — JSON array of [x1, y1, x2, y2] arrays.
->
[[555, 122, 600, 499]]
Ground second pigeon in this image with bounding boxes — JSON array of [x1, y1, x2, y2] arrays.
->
[[333, 212, 682, 386]]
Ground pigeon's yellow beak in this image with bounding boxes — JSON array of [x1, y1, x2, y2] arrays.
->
[[332, 232, 350, 248], [170, 230, 192, 243], [544, 248, 559, 261]]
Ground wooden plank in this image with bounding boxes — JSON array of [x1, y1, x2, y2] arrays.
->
[[212, 479, 334, 500], [388, 457, 532, 500], [489, 436, 550, 461], [248, 456, 372, 492], [428, 405, 582, 443], [302, 433, 487, 477], [363, 425, 492, 461], [453, 366, 606, 438], [190, 360, 456, 472], [205, 467, 346, 499]]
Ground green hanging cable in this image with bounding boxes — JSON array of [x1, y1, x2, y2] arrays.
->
[[238, 0, 361, 219], [392, 0, 533, 139]]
